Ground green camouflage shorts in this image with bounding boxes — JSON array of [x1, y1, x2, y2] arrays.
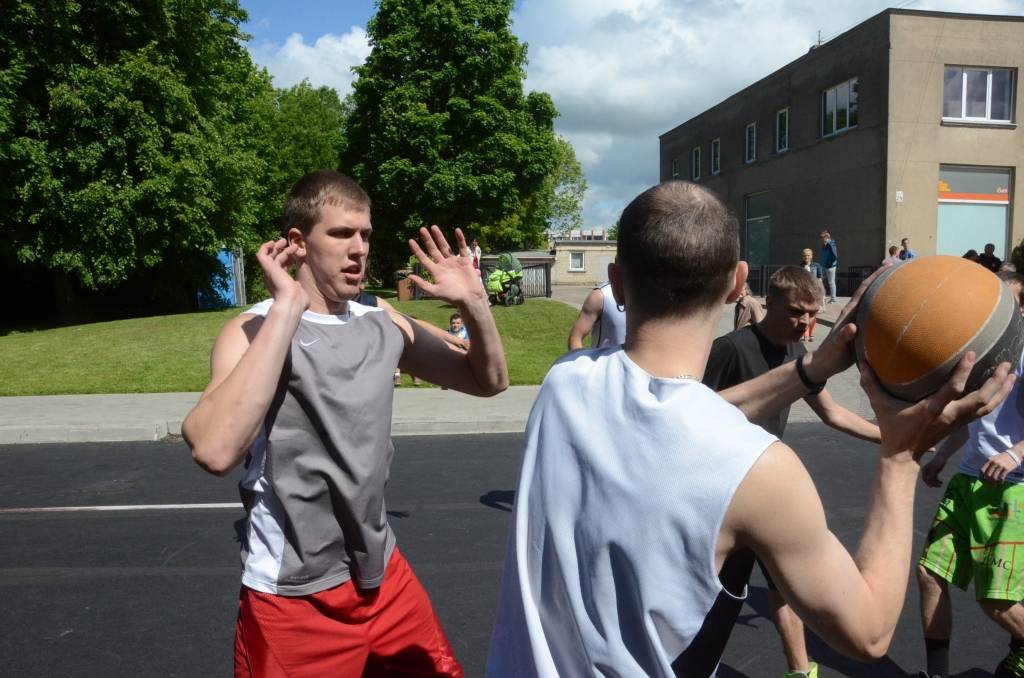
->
[[920, 472, 1024, 601]]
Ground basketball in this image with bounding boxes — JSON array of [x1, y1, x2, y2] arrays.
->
[[854, 255, 1024, 401]]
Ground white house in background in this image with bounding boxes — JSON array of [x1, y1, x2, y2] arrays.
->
[[550, 228, 617, 286]]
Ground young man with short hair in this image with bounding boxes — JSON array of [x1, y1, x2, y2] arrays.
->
[[487, 180, 1013, 677], [183, 169, 508, 677], [980, 243, 1004, 273], [704, 265, 881, 678]]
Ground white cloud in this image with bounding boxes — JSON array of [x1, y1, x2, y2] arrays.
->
[[248, 1, 1024, 229], [248, 28, 371, 95], [514, 0, 1024, 227]]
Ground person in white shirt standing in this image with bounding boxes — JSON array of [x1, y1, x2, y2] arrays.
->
[[567, 280, 626, 350], [487, 180, 1014, 677]]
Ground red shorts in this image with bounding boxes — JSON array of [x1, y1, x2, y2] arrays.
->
[[234, 548, 463, 677]]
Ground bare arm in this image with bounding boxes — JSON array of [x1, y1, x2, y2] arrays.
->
[[182, 240, 307, 476], [805, 388, 881, 443], [568, 289, 604, 350], [397, 226, 507, 396], [377, 297, 469, 351], [722, 354, 1014, 660]]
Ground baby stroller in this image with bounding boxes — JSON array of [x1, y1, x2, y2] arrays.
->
[[485, 253, 525, 306]]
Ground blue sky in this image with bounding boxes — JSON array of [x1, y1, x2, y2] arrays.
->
[[238, 0, 1024, 231]]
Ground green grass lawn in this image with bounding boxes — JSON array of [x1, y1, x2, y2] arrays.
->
[[0, 298, 578, 396]]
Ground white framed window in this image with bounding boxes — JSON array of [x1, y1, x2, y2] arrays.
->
[[710, 138, 721, 175], [776, 107, 789, 152], [569, 251, 585, 271], [943, 66, 1014, 123], [670, 158, 679, 179], [744, 122, 756, 163], [691, 146, 701, 180], [821, 77, 859, 137]]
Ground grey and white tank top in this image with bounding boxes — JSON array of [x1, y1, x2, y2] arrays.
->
[[237, 299, 404, 595]]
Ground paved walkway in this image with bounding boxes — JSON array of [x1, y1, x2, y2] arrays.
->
[[0, 292, 863, 444]]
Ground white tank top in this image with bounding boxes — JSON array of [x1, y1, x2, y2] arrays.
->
[[959, 347, 1024, 483], [487, 346, 776, 677], [592, 282, 627, 348]]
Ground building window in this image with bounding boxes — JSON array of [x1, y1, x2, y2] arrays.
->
[[691, 146, 701, 181], [776, 107, 789, 152], [569, 251, 585, 271], [710, 138, 720, 175], [821, 77, 859, 137], [670, 158, 679, 179], [936, 165, 1012, 258], [943, 67, 1014, 123], [744, 122, 756, 163]]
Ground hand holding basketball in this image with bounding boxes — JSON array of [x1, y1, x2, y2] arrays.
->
[[860, 352, 1014, 457]]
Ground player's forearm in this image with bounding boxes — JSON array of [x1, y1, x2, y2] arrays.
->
[[458, 296, 508, 395], [184, 303, 302, 474], [847, 454, 920, 657], [826, 407, 882, 444], [567, 331, 585, 351], [720, 360, 811, 421]]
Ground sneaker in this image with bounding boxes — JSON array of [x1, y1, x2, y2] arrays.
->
[[783, 662, 818, 678], [996, 646, 1024, 677]]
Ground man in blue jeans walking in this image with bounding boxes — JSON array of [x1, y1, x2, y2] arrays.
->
[[820, 230, 838, 303]]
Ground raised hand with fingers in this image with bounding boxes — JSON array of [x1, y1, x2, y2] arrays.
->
[[859, 352, 1015, 459], [407, 226, 485, 306], [256, 238, 308, 311]]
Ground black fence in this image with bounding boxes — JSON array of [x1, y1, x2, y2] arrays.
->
[[746, 264, 876, 298]]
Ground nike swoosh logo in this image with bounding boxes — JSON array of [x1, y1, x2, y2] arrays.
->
[[299, 338, 319, 347]]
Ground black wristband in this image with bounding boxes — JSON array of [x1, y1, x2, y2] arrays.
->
[[796, 354, 825, 394]]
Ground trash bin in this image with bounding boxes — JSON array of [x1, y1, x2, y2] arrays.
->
[[396, 270, 413, 301]]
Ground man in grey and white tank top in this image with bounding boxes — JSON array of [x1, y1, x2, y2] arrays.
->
[[183, 170, 508, 677], [567, 280, 626, 350]]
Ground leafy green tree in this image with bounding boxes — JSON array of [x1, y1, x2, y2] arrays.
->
[[245, 81, 351, 302], [539, 136, 586, 238], [0, 1, 274, 318], [342, 0, 559, 273]]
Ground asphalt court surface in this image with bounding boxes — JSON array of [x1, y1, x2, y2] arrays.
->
[[0, 429, 1011, 676]]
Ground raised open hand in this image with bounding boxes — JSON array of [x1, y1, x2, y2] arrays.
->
[[256, 238, 308, 310], [407, 226, 486, 306]]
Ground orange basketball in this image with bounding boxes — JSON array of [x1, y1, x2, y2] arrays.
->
[[854, 255, 1024, 401]]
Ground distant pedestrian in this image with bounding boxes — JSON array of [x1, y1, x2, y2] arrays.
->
[[899, 237, 917, 260], [819, 230, 838, 303], [882, 245, 901, 267], [964, 249, 980, 262], [979, 243, 1003, 273], [800, 248, 824, 340], [568, 280, 626, 350], [733, 282, 764, 330]]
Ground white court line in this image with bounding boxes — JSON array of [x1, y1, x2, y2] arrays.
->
[[0, 503, 243, 514]]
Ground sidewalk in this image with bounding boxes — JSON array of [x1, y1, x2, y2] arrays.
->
[[0, 295, 865, 445]]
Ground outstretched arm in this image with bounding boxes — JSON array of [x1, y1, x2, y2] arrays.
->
[[395, 226, 507, 396], [723, 354, 1014, 660], [568, 289, 604, 350], [183, 240, 307, 475], [805, 389, 881, 443]]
